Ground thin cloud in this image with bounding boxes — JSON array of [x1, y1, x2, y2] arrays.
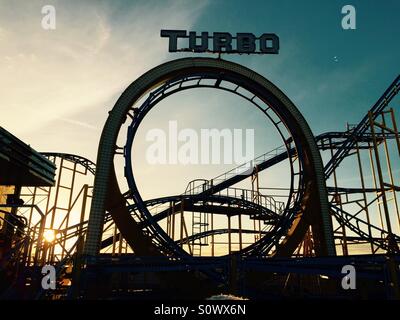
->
[[59, 117, 97, 130], [0, 0, 209, 140]]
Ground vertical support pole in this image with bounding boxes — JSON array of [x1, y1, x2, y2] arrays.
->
[[34, 185, 52, 265], [171, 201, 176, 241], [330, 136, 348, 255], [355, 139, 374, 253], [180, 199, 184, 248], [78, 185, 88, 239], [253, 220, 257, 241], [112, 223, 118, 256], [166, 210, 171, 238], [381, 112, 400, 228], [27, 187, 37, 227], [180, 201, 192, 255], [36, 211, 46, 266], [368, 111, 395, 252], [21, 187, 35, 266], [62, 162, 77, 260], [34, 206, 48, 265], [228, 214, 232, 255], [251, 166, 260, 242], [368, 141, 385, 229], [390, 108, 400, 233], [390, 108, 400, 157], [191, 209, 195, 251], [118, 232, 123, 255], [238, 213, 242, 251], [211, 212, 214, 257], [50, 158, 64, 230], [26, 187, 38, 266]]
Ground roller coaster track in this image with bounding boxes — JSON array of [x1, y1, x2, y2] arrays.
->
[[57, 188, 278, 250], [25, 73, 400, 299], [145, 75, 400, 254], [56, 191, 278, 250], [41, 152, 96, 175], [38, 104, 400, 256], [330, 205, 400, 252], [176, 228, 269, 246], [324, 75, 400, 179], [138, 188, 284, 226], [34, 75, 400, 258], [12, 76, 396, 300], [143, 127, 400, 231], [37, 131, 399, 254]]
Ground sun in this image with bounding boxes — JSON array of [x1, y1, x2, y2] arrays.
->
[[43, 229, 56, 243]]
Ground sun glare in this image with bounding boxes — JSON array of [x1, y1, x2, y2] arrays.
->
[[43, 229, 56, 243]]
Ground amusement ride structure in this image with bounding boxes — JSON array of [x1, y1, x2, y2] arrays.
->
[[0, 57, 399, 299]]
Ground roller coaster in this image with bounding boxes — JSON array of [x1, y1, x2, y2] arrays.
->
[[0, 58, 399, 299]]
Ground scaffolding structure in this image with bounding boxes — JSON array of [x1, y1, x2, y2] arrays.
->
[[0, 70, 399, 299]]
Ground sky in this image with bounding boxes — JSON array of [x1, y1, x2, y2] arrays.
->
[[1, 0, 399, 255], [0, 0, 398, 167]]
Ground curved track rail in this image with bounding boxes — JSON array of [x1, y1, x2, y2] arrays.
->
[[84, 57, 335, 260]]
